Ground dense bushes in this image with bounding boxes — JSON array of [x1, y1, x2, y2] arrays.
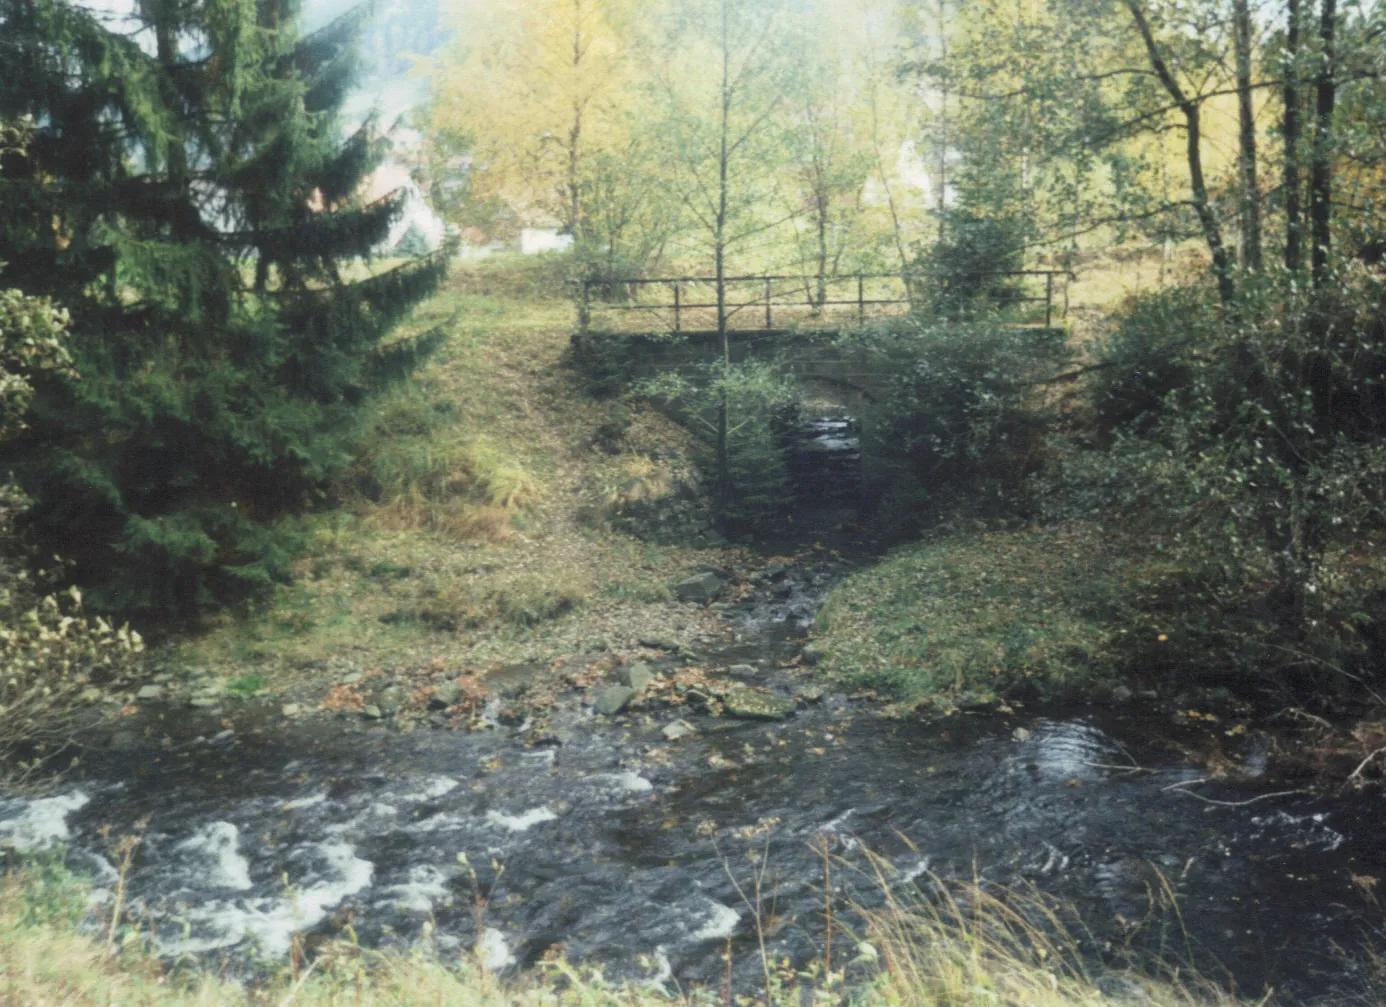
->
[[1054, 267, 1386, 675], [817, 261, 1386, 704], [0, 522, 145, 771], [1083, 285, 1211, 439], [847, 319, 1070, 535], [1, 279, 144, 772], [637, 359, 798, 528], [914, 212, 1030, 318]]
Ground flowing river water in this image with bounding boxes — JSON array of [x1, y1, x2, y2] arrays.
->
[[2, 414, 1384, 1002]]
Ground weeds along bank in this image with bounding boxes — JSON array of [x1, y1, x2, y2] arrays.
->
[[0, 861, 1257, 1007], [810, 268, 1386, 747], [161, 259, 737, 692]]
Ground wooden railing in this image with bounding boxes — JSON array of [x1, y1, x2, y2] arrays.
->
[[576, 270, 1073, 336]]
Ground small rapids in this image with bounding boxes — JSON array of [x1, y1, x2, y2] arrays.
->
[[1, 413, 1383, 1001]]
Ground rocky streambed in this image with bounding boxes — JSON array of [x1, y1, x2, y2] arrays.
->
[[1, 414, 1385, 1002], [0, 545, 1383, 1002]]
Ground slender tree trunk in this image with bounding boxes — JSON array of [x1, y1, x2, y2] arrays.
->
[[1123, 0, 1236, 305], [816, 191, 829, 310], [567, 0, 584, 241], [1309, 0, 1336, 288], [863, 55, 910, 282], [1284, 0, 1304, 272], [936, 0, 948, 238], [715, 0, 732, 514], [1233, 0, 1261, 270], [568, 105, 583, 239]]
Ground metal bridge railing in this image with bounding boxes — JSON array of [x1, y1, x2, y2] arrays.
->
[[575, 270, 1074, 336]]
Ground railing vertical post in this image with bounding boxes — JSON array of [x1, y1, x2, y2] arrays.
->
[[765, 278, 772, 329], [1045, 272, 1054, 328], [579, 280, 591, 335], [857, 274, 865, 323], [673, 281, 681, 332]]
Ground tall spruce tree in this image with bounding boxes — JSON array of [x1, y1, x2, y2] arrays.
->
[[0, 0, 448, 617]]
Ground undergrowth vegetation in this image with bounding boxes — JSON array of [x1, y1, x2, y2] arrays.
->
[[168, 264, 717, 684], [843, 318, 1070, 538], [0, 504, 145, 774], [818, 261, 1386, 714], [0, 858, 1252, 1007]]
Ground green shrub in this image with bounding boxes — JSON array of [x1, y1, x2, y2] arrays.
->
[[848, 319, 1070, 535], [913, 210, 1030, 320], [0, 491, 144, 772], [1084, 284, 1213, 440], [637, 359, 798, 527], [0, 282, 74, 441], [1053, 268, 1386, 670]]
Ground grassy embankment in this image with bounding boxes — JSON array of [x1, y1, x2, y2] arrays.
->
[[165, 256, 735, 696], [815, 523, 1149, 705], [808, 243, 1386, 714], [0, 860, 1249, 1007]]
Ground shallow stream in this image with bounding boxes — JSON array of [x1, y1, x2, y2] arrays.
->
[[1, 415, 1384, 1002]]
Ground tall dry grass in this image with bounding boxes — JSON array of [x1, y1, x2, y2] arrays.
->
[[0, 849, 1271, 1007]]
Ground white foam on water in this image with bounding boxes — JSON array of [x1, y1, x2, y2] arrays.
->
[[1251, 810, 1345, 851], [0, 791, 90, 851], [478, 927, 515, 970], [407, 812, 466, 834], [157, 841, 373, 959], [821, 808, 854, 833], [402, 776, 459, 802], [370, 802, 397, 817], [895, 856, 931, 885], [177, 822, 252, 891], [599, 771, 653, 794], [691, 899, 740, 942], [74, 849, 119, 886], [383, 865, 450, 913], [643, 945, 673, 992], [486, 807, 557, 832]]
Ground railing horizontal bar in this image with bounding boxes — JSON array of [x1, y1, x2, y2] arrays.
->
[[582, 270, 1071, 287], [595, 298, 917, 311]]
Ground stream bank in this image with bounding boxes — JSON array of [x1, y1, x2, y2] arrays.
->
[[2, 411, 1385, 1004]]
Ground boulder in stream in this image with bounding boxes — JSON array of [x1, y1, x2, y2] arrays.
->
[[622, 662, 655, 691], [375, 686, 405, 717], [673, 571, 725, 603], [722, 686, 795, 720], [595, 684, 637, 715], [662, 719, 697, 741], [431, 679, 465, 709]]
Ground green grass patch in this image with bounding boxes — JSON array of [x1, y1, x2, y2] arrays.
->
[[168, 262, 718, 685], [815, 523, 1150, 706], [225, 672, 266, 698]]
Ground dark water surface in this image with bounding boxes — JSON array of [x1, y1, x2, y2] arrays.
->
[[1, 415, 1383, 1002]]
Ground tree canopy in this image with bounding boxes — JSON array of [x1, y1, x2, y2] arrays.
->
[[0, 0, 447, 617]]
